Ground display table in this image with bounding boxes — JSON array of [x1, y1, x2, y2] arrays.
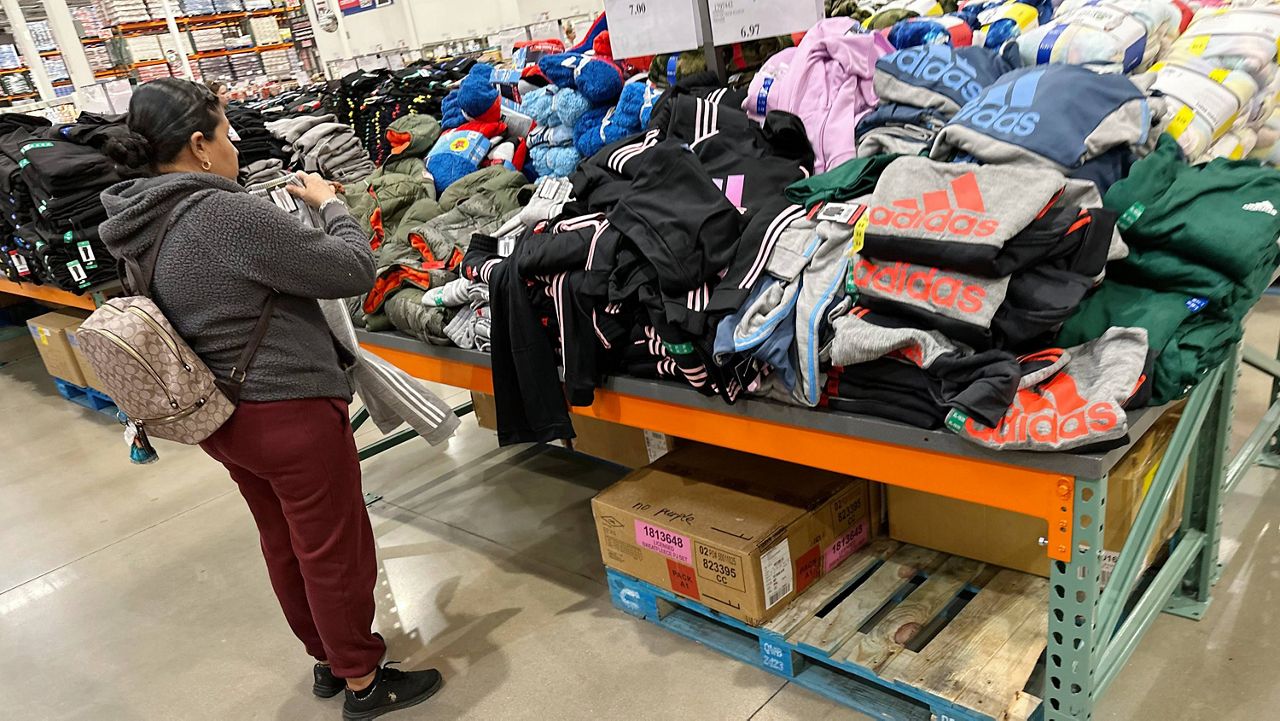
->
[[356, 327, 1245, 721]]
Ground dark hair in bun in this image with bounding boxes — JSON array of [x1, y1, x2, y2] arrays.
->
[[116, 78, 223, 169], [101, 129, 152, 168]]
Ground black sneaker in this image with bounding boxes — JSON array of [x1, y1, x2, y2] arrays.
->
[[313, 633, 386, 698], [342, 664, 443, 720]]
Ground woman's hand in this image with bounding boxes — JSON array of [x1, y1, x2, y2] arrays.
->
[[286, 171, 338, 209]]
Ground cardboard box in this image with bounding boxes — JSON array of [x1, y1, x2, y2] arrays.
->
[[471, 391, 677, 467], [26, 310, 90, 386], [471, 391, 497, 431], [566, 414, 676, 467], [888, 404, 1188, 581], [66, 323, 106, 391], [592, 444, 872, 626]]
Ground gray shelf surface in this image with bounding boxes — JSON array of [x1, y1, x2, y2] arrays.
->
[[356, 329, 1171, 479]]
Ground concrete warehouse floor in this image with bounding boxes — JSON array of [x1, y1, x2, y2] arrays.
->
[[2, 298, 1279, 720]]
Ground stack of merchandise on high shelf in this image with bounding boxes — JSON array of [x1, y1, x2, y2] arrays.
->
[[96, 0, 172, 24], [0, 114, 146, 292]]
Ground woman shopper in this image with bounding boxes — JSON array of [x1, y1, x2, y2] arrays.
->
[[98, 78, 442, 720]]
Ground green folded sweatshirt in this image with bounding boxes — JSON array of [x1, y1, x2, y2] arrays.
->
[[1060, 133, 1280, 404], [1104, 134, 1280, 284], [784, 153, 900, 209]]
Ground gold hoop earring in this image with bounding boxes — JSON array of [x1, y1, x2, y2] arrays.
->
[[201, 160, 212, 171]]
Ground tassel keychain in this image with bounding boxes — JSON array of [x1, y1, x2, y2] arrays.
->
[[118, 412, 159, 464]]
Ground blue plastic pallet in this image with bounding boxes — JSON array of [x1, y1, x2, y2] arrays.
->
[[53, 377, 118, 417], [607, 539, 1047, 721]]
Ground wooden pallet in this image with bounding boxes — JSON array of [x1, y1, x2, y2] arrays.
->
[[53, 377, 117, 417], [608, 539, 1047, 721]]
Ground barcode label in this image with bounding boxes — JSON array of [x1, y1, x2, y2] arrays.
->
[[760, 539, 793, 609], [1099, 550, 1120, 590], [270, 186, 298, 212]]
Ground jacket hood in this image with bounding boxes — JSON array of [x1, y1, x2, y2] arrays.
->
[[99, 172, 245, 260]]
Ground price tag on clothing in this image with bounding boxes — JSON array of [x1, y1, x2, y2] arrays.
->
[[708, 0, 824, 46], [498, 235, 516, 258], [9, 250, 28, 275], [603, 0, 704, 58], [67, 260, 88, 286], [76, 240, 97, 269]]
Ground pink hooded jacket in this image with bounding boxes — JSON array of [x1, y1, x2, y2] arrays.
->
[[748, 19, 893, 174]]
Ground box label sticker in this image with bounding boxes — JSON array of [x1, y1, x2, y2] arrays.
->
[[666, 559, 700, 600], [695, 543, 746, 592], [635, 520, 692, 565], [832, 491, 866, 532], [760, 539, 794, 610], [824, 520, 870, 573], [796, 544, 821, 594]]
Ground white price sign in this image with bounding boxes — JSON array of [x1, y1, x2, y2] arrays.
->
[[604, 0, 704, 58], [709, 0, 824, 45]]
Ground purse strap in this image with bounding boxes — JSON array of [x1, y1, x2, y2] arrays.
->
[[120, 202, 277, 405]]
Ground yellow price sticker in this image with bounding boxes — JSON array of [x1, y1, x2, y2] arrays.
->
[[1149, 61, 1166, 73], [1209, 68, 1229, 83], [1212, 112, 1239, 141], [1166, 106, 1195, 138], [1002, 3, 1040, 29], [1229, 145, 1245, 160], [1188, 36, 1209, 55], [850, 213, 869, 257]]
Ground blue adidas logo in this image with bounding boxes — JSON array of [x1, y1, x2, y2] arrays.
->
[[889, 45, 984, 103], [953, 67, 1044, 137]]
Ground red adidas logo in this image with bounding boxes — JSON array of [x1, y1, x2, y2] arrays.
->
[[868, 172, 998, 238], [961, 367, 1120, 445], [850, 258, 988, 315]]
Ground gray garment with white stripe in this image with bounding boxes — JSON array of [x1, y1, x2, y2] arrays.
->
[[321, 295, 460, 446]]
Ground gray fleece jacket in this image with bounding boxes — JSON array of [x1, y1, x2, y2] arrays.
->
[[99, 172, 375, 402]]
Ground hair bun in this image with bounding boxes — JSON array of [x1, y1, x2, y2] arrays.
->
[[102, 129, 151, 168]]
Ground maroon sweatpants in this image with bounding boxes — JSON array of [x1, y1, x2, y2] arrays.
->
[[200, 397, 385, 679]]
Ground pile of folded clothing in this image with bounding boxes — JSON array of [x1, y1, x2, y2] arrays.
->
[[2, 114, 145, 292], [0, 115, 52, 284], [226, 103, 291, 173], [264, 113, 376, 183], [854, 42, 1021, 157], [1059, 135, 1280, 405], [464, 77, 815, 445], [931, 63, 1160, 192]]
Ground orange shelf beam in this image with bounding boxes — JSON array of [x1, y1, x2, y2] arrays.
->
[[0, 66, 29, 75], [0, 278, 100, 311], [117, 8, 286, 33], [358, 342, 1078, 563]]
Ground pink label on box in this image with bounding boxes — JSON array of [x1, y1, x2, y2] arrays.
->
[[635, 520, 692, 565], [824, 520, 870, 573]]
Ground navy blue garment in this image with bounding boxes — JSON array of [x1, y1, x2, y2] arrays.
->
[[873, 43, 1023, 111], [933, 64, 1151, 171]]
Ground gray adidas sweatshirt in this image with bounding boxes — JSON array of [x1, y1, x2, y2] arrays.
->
[[100, 172, 375, 402]]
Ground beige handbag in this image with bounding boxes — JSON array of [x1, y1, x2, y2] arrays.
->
[[77, 208, 274, 444]]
